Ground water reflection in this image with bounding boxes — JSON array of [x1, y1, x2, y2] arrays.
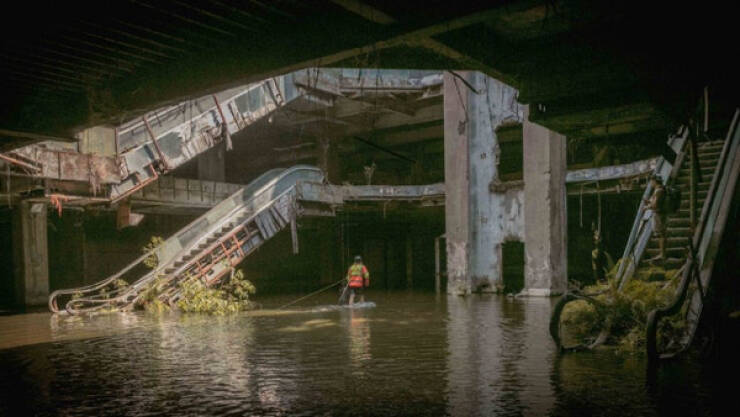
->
[[446, 295, 555, 416], [344, 308, 372, 372], [0, 292, 727, 416]]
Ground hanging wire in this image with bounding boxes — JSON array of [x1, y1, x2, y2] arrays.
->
[[452, 76, 469, 127], [596, 180, 602, 234]]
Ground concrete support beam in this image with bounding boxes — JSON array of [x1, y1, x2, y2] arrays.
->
[[12, 202, 49, 307], [197, 141, 226, 182], [443, 71, 522, 295], [77, 125, 117, 156], [522, 106, 567, 296]]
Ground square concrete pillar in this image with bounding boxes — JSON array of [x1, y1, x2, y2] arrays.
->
[[522, 106, 567, 296], [12, 202, 49, 307], [444, 71, 522, 295]]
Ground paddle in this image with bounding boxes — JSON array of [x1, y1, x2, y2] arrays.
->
[[337, 280, 350, 305]]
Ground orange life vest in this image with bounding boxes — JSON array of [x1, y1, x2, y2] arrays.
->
[[348, 264, 368, 288]]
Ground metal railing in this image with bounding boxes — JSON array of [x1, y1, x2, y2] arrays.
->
[[615, 128, 689, 289], [646, 109, 740, 362], [549, 127, 690, 351]]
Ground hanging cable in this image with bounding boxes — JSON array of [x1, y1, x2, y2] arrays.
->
[[596, 181, 602, 234]]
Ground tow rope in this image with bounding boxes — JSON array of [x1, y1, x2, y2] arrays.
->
[[277, 279, 344, 310]]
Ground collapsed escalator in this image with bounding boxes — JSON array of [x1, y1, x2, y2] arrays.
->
[[49, 165, 324, 315]]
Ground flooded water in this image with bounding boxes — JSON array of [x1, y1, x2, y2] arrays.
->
[[0, 292, 730, 416]]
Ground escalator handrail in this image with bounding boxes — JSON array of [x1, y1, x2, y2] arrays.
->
[[146, 176, 316, 306], [646, 108, 740, 361], [128, 166, 324, 307], [49, 168, 285, 313], [615, 127, 689, 288], [56, 165, 322, 314], [550, 128, 688, 350]]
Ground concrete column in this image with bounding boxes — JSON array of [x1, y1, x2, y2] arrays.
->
[[443, 71, 521, 295], [197, 141, 226, 182], [12, 202, 49, 307], [522, 106, 567, 296]]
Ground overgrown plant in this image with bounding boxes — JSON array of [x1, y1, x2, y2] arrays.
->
[[142, 236, 165, 268], [176, 269, 256, 315], [138, 236, 257, 315], [560, 260, 684, 354]]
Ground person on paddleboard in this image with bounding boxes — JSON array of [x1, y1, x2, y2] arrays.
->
[[346, 255, 370, 306]]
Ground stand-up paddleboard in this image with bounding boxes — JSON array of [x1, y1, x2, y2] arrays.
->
[[346, 301, 376, 309]]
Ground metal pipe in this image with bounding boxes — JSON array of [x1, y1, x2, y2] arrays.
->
[[141, 116, 171, 170], [0, 153, 40, 172], [212, 95, 233, 150]]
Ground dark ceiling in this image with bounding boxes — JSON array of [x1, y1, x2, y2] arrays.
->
[[1, 0, 737, 146]]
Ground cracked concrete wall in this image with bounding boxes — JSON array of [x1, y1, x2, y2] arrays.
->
[[12, 202, 49, 307], [522, 106, 567, 296], [444, 71, 523, 294]]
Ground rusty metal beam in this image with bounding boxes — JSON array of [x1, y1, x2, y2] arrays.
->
[[141, 115, 171, 170], [0, 153, 41, 172]]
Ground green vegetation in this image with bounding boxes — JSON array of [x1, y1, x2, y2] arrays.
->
[[138, 269, 256, 315], [137, 236, 257, 315], [561, 262, 685, 354], [142, 236, 165, 269], [176, 269, 256, 315]]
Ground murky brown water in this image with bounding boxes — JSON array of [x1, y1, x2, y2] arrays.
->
[[0, 292, 730, 416]]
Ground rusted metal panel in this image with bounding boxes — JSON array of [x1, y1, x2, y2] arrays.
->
[[11, 145, 121, 184]]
